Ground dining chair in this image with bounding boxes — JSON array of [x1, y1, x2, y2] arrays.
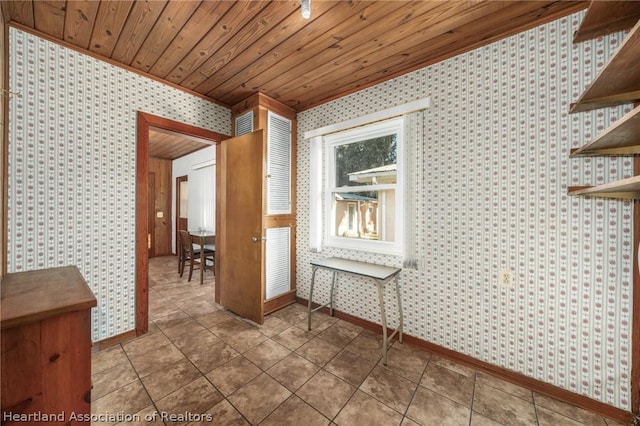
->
[[178, 230, 214, 282], [203, 244, 216, 276]]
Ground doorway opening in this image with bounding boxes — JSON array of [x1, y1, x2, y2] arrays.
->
[[136, 112, 228, 336]]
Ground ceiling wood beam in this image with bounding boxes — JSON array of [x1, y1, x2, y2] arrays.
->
[[33, 0, 65, 39], [166, 1, 269, 85], [89, 0, 134, 57], [183, 0, 298, 91], [216, 0, 404, 105], [2, 0, 588, 112], [195, 0, 331, 97], [3, 0, 34, 28], [130, 0, 201, 72], [63, 0, 100, 49], [110, 0, 168, 65], [148, 1, 232, 77], [290, 1, 588, 110]]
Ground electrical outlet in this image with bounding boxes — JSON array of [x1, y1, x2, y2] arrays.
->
[[500, 270, 514, 287]]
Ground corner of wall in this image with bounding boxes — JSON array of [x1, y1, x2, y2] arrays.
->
[[1, 10, 7, 277]]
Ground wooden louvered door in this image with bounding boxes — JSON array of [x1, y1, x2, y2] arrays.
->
[[264, 111, 295, 313]]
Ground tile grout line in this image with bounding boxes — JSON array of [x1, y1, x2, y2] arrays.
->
[[147, 275, 239, 425], [256, 329, 342, 423], [175, 291, 304, 425], [118, 259, 614, 426], [159, 276, 257, 425], [274, 325, 371, 424], [293, 331, 363, 423], [468, 370, 478, 426], [532, 390, 541, 426], [118, 341, 166, 425], [400, 345, 433, 424], [139, 265, 405, 424]]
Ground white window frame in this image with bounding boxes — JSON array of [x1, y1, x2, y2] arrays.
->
[[324, 117, 404, 255]]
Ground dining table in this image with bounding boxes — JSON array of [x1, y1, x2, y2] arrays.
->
[[189, 230, 215, 285]]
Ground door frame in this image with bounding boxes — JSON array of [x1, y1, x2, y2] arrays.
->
[[135, 111, 228, 335], [148, 171, 156, 258], [175, 175, 188, 256]]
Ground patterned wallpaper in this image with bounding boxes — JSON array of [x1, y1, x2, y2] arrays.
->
[[296, 12, 633, 410], [7, 27, 230, 341]]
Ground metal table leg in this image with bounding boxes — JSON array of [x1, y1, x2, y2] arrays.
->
[[375, 279, 389, 365], [308, 268, 338, 331], [395, 274, 403, 343], [329, 270, 337, 316], [376, 274, 403, 365], [308, 266, 318, 331]]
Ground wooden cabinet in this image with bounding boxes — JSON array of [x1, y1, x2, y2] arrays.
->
[[217, 93, 297, 321], [568, 2, 640, 199], [1, 266, 97, 425], [234, 93, 297, 315]]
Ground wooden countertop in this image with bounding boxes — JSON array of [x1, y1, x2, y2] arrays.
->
[[1, 266, 97, 329]]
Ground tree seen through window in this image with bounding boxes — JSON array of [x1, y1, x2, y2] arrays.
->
[[334, 135, 397, 188]]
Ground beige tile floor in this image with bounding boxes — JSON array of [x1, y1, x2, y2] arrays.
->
[[91, 256, 629, 425]]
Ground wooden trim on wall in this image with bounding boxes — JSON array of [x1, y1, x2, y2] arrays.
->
[[215, 142, 223, 304], [264, 290, 296, 315], [296, 296, 635, 424], [231, 92, 296, 121], [136, 112, 229, 336], [92, 329, 137, 351], [136, 112, 150, 336], [402, 333, 634, 424], [7, 22, 229, 109], [139, 112, 230, 143]]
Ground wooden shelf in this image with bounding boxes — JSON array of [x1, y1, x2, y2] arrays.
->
[[570, 104, 640, 156], [568, 175, 640, 199], [573, 1, 640, 43], [570, 19, 640, 113]]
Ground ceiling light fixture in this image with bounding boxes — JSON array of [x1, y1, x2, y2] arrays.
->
[[301, 0, 311, 19]]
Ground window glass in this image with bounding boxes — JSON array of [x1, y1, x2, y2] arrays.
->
[[334, 135, 397, 187], [324, 117, 403, 253], [333, 190, 395, 241]]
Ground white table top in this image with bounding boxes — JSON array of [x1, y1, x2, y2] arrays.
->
[[310, 257, 401, 281]]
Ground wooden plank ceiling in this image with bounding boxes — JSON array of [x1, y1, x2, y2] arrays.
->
[[148, 127, 214, 160], [2, 0, 588, 114]]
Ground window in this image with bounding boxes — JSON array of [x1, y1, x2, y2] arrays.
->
[[324, 117, 403, 254]]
